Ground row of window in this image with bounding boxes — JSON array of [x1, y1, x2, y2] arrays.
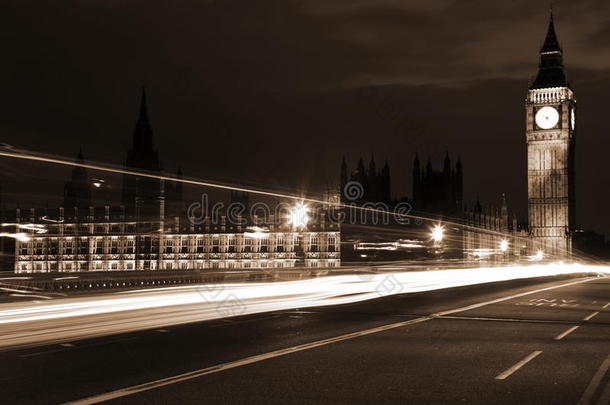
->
[[16, 259, 341, 272], [19, 234, 339, 255]]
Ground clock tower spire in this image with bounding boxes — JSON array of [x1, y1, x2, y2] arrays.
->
[[526, 10, 576, 258]]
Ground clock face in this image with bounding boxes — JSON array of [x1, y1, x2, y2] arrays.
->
[[571, 109, 575, 130], [535, 106, 559, 129]]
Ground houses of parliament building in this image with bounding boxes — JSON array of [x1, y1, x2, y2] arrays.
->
[[11, 90, 340, 273]]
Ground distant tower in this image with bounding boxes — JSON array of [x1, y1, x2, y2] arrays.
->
[[166, 166, 184, 218], [455, 156, 463, 207], [500, 193, 509, 232], [526, 11, 575, 257], [340, 156, 348, 199], [63, 150, 91, 210], [122, 88, 164, 219], [367, 155, 377, 200], [412, 153, 421, 202], [380, 159, 391, 202]]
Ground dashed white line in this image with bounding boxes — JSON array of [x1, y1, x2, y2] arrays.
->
[[63, 277, 597, 405], [553, 326, 579, 341], [602, 302, 610, 309], [495, 351, 543, 380], [583, 312, 599, 321]]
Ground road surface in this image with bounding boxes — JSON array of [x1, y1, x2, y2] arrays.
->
[[0, 274, 608, 404]]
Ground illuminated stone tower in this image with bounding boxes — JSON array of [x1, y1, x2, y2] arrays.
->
[[526, 12, 576, 257]]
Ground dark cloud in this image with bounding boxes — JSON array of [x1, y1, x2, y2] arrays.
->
[[0, 0, 610, 233]]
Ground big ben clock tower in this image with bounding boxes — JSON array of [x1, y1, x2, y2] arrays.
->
[[526, 11, 575, 257]]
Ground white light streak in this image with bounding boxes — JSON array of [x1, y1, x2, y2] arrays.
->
[[0, 232, 30, 242], [0, 263, 606, 349]]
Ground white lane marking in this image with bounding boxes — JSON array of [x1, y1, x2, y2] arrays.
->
[[602, 302, 610, 309], [583, 312, 599, 321], [495, 351, 543, 380], [553, 326, 579, 341], [60, 343, 75, 347], [63, 277, 597, 405], [577, 354, 610, 405]]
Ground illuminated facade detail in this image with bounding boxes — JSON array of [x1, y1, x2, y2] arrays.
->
[[463, 195, 529, 261], [13, 90, 340, 274], [526, 12, 575, 257], [13, 207, 340, 273]]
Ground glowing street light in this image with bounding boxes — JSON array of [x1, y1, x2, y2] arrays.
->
[[287, 202, 310, 230], [431, 224, 444, 243], [500, 239, 509, 252]]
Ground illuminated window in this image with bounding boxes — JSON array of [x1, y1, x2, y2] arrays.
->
[[78, 238, 88, 254], [64, 240, 73, 255], [196, 238, 204, 253], [310, 235, 318, 252], [228, 236, 236, 253], [35, 240, 43, 255], [95, 238, 104, 254], [212, 237, 219, 253], [260, 238, 268, 253], [126, 239, 135, 254], [276, 234, 284, 252], [180, 261, 188, 270], [50, 239, 58, 254], [328, 235, 336, 252], [165, 239, 174, 254], [244, 237, 252, 253], [111, 262, 118, 270]]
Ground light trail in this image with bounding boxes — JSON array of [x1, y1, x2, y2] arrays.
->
[[0, 147, 562, 254], [0, 263, 606, 350]]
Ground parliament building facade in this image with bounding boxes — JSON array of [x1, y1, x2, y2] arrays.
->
[[14, 90, 340, 273]]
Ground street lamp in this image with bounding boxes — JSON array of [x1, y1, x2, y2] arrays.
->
[[287, 202, 310, 230], [431, 224, 444, 243], [500, 239, 509, 252]]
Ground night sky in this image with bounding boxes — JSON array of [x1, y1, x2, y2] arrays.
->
[[1, 0, 610, 234]]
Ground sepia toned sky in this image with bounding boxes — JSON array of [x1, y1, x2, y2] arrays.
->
[[1, 0, 610, 233]]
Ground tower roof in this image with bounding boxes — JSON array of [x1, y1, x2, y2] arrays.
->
[[530, 10, 569, 89], [139, 86, 149, 122], [540, 11, 561, 53]]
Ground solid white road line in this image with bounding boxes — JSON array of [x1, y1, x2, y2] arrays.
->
[[495, 351, 543, 380], [63, 276, 597, 405], [602, 302, 610, 309], [583, 311, 599, 321], [553, 325, 580, 341], [577, 354, 610, 405]]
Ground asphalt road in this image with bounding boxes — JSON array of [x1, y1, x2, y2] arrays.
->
[[1, 274, 608, 405]]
